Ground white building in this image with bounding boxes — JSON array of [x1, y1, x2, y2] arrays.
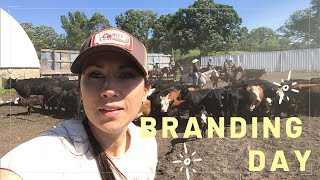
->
[[0, 8, 40, 86]]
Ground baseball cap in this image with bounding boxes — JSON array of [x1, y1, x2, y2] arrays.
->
[[71, 27, 148, 76]]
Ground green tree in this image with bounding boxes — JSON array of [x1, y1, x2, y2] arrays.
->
[[234, 27, 249, 50], [149, 14, 175, 54], [248, 27, 281, 51], [237, 27, 289, 52], [60, 11, 110, 50], [170, 0, 242, 55], [21, 23, 59, 57], [115, 9, 157, 50], [279, 0, 320, 48]]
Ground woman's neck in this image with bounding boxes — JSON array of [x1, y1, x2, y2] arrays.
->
[[89, 122, 131, 157]]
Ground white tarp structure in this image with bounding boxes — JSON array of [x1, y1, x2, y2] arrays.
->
[[0, 8, 39, 68]]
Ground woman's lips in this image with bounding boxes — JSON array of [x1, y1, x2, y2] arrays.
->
[[99, 105, 124, 117]]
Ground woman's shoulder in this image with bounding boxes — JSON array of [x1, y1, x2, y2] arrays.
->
[[0, 120, 94, 178], [1, 120, 91, 165]]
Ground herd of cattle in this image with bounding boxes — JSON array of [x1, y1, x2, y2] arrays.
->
[[2, 73, 320, 132], [140, 76, 320, 132], [3, 77, 81, 116]]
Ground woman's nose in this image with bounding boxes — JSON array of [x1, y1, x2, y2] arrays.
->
[[101, 77, 120, 98]]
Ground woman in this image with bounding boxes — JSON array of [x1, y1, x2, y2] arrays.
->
[[0, 28, 158, 180]]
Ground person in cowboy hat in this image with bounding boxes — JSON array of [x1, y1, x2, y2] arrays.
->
[[0, 27, 157, 180], [192, 59, 199, 86]]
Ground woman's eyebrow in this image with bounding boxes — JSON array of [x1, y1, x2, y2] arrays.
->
[[118, 64, 135, 69], [87, 64, 104, 69]]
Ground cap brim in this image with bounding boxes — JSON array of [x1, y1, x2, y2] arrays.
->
[[71, 45, 147, 76]]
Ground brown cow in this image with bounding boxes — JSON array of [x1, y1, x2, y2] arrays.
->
[[293, 84, 320, 93], [244, 85, 264, 112], [138, 99, 151, 116], [17, 95, 45, 115]]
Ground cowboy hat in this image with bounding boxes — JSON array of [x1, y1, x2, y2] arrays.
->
[[192, 59, 199, 63]]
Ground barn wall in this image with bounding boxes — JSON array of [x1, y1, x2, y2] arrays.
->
[[0, 68, 40, 88]]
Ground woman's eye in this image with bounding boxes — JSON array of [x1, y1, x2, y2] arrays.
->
[[88, 71, 104, 78], [119, 72, 135, 78]]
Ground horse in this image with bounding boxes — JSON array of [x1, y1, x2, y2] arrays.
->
[[160, 62, 184, 80], [147, 69, 162, 80], [210, 65, 245, 88], [180, 69, 213, 89]]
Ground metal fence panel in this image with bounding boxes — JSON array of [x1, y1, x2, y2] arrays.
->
[[201, 48, 320, 72]]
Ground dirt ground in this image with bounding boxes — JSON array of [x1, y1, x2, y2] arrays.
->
[[1, 71, 320, 179]]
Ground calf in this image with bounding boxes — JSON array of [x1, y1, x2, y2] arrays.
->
[[17, 95, 45, 115], [195, 106, 209, 138]]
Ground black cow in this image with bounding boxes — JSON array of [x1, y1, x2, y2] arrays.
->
[[223, 85, 242, 117], [201, 88, 225, 119], [42, 86, 66, 111], [62, 88, 82, 117], [5, 77, 60, 97], [270, 91, 299, 118], [176, 87, 212, 116], [17, 95, 45, 115], [310, 78, 320, 84], [242, 69, 268, 80]]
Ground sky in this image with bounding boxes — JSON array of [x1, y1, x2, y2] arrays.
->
[[0, 0, 311, 34]]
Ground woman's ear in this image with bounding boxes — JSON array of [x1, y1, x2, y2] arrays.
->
[[143, 83, 151, 100]]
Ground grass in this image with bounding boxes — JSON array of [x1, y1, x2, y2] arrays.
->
[[0, 88, 16, 94]]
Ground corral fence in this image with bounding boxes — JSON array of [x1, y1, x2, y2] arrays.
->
[[201, 48, 320, 72], [40, 49, 78, 80], [40, 49, 172, 80]]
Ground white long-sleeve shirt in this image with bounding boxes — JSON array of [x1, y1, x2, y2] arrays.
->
[[0, 120, 158, 180]]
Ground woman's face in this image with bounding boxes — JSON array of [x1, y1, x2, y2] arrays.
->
[[80, 52, 149, 134]]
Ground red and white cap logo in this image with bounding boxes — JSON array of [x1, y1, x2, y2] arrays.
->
[[90, 29, 133, 50]]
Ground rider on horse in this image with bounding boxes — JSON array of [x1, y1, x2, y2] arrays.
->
[[153, 63, 161, 79], [223, 57, 236, 82], [169, 57, 175, 71]]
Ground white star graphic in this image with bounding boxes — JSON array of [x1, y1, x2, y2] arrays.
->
[[172, 143, 202, 180], [272, 70, 299, 104]]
